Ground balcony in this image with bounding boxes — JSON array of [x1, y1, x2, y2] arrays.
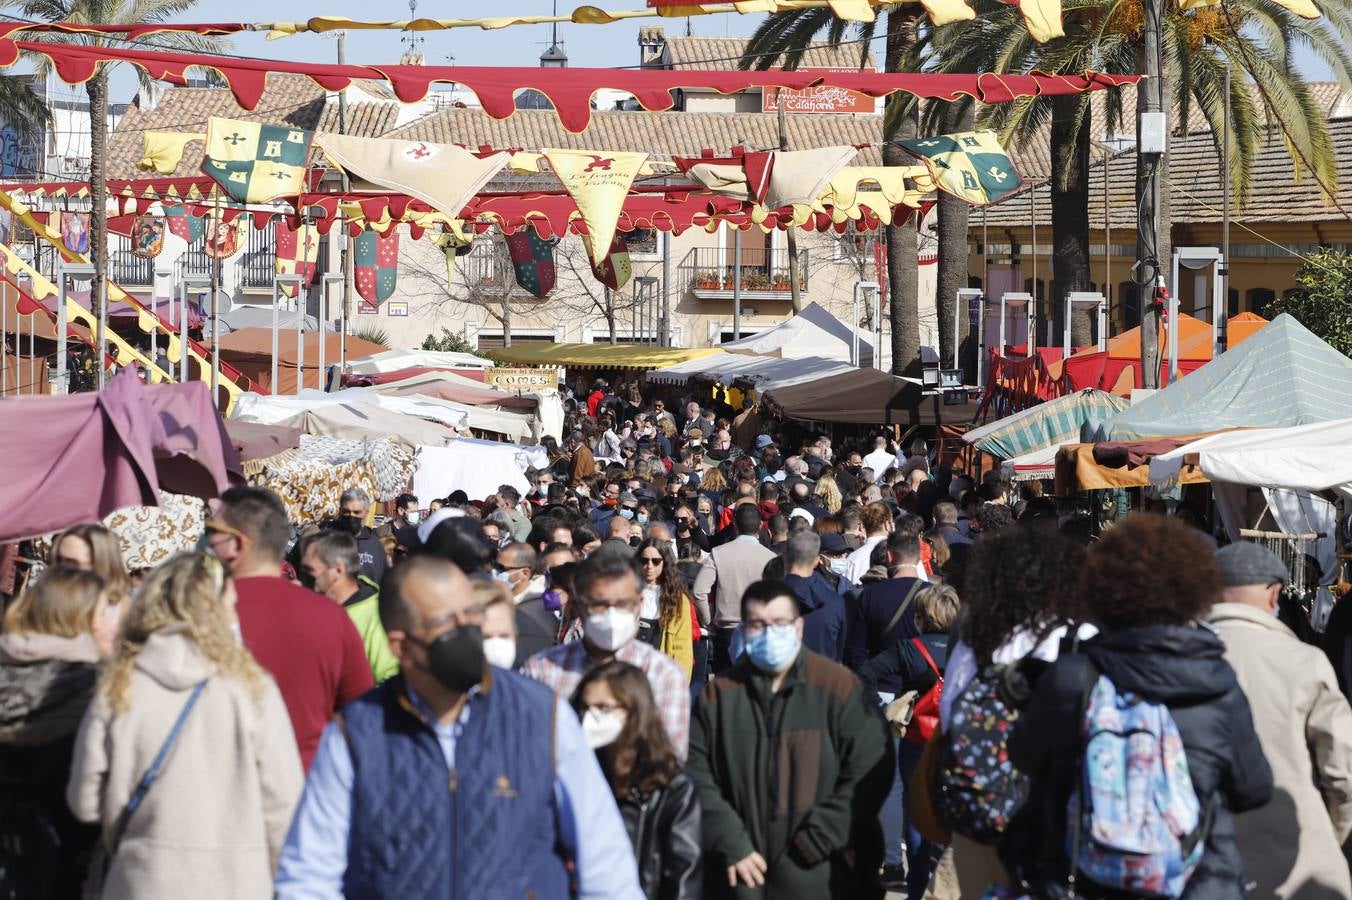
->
[[680, 246, 808, 300], [237, 226, 277, 289], [110, 240, 154, 285]]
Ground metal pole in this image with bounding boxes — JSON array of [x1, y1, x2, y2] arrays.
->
[[179, 283, 189, 383], [97, 261, 107, 389], [210, 198, 222, 400], [1104, 146, 1112, 333], [338, 34, 352, 372], [318, 277, 326, 388], [1137, 0, 1166, 388], [732, 228, 742, 340], [272, 280, 281, 392], [28, 312, 35, 394], [56, 272, 67, 393], [660, 234, 670, 346], [852, 288, 859, 366], [1030, 181, 1038, 343], [1, 284, 7, 395], [1221, 61, 1231, 345], [296, 285, 305, 396], [873, 287, 882, 371]]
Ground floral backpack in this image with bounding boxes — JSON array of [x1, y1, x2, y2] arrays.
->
[[1067, 675, 1208, 898], [936, 665, 1031, 843]]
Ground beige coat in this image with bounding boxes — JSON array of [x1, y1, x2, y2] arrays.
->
[[67, 628, 302, 900], [1208, 602, 1352, 900]]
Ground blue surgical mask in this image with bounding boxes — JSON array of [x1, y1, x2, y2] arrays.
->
[[828, 558, 849, 576], [618, 508, 635, 521], [729, 627, 745, 663], [743, 624, 801, 671], [492, 570, 514, 585], [636, 513, 650, 526]]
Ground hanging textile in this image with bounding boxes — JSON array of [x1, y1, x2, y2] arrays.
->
[[201, 116, 314, 203], [354, 228, 399, 304], [505, 229, 556, 298], [203, 208, 246, 259], [130, 215, 166, 259], [588, 232, 632, 291], [897, 130, 1022, 205], [544, 149, 649, 267], [139, 131, 205, 174], [315, 134, 510, 220], [163, 203, 205, 243], [59, 212, 89, 254], [275, 220, 319, 299]]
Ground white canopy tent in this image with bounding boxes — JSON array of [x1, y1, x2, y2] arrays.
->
[[413, 440, 550, 502], [719, 302, 877, 365], [347, 348, 494, 374], [647, 352, 856, 392], [233, 387, 536, 442], [1148, 418, 1352, 492], [999, 444, 1062, 482]]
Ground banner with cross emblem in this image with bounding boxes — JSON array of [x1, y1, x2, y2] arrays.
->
[[896, 130, 1022, 205], [354, 227, 399, 305], [201, 116, 314, 204]]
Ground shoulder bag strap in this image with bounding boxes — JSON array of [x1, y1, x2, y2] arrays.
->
[[911, 637, 942, 680], [105, 678, 208, 858], [881, 579, 925, 639]]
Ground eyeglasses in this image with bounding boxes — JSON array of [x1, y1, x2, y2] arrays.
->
[[640, 556, 663, 566], [582, 596, 639, 615], [742, 617, 799, 636]]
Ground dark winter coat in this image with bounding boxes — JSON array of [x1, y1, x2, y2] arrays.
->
[[619, 772, 703, 900], [688, 649, 894, 899], [1006, 625, 1274, 900]]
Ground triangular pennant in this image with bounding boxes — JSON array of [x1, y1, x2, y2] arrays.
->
[[275, 220, 320, 299], [587, 232, 632, 292], [354, 228, 399, 304], [505, 229, 555, 298], [201, 116, 314, 204], [543, 149, 649, 267], [315, 134, 510, 220]]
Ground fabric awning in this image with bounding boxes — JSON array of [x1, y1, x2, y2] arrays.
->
[[487, 343, 720, 370], [0, 369, 241, 542], [1148, 417, 1352, 492], [217, 328, 388, 394], [647, 352, 855, 392], [1001, 444, 1061, 482], [1054, 436, 1216, 493], [347, 348, 493, 374], [761, 367, 983, 426], [962, 388, 1128, 458]]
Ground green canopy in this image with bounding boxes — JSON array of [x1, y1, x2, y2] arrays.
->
[[1100, 314, 1352, 440], [962, 389, 1128, 458]]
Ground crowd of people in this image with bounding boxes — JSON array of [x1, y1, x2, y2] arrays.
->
[[4, 381, 1352, 899]]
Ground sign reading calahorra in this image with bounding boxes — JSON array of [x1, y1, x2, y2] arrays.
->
[[484, 367, 559, 392]]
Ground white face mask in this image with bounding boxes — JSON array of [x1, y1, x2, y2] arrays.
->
[[482, 636, 517, 670], [405, 509, 422, 526], [581, 707, 626, 749], [828, 557, 849, 576], [585, 607, 639, 652]]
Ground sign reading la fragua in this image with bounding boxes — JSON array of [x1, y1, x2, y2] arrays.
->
[[484, 367, 559, 392], [762, 68, 876, 114]]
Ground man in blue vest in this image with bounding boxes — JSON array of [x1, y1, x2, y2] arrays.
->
[[275, 555, 644, 899]]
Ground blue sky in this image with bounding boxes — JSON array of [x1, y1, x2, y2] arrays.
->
[[72, 0, 1331, 102]]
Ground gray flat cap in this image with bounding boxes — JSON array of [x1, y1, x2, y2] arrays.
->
[[1216, 542, 1289, 587]]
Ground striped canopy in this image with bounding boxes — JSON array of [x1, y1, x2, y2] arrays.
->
[[963, 388, 1128, 459]]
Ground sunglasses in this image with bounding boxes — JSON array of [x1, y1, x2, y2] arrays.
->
[[640, 556, 664, 566]]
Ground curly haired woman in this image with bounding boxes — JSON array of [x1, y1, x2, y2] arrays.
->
[[67, 554, 302, 900]]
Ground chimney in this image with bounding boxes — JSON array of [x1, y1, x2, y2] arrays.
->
[[638, 26, 666, 68]]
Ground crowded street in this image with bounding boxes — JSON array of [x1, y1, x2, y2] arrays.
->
[[5, 0, 1352, 896]]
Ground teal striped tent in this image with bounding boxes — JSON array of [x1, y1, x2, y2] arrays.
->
[[1100, 314, 1352, 440], [963, 389, 1128, 459]]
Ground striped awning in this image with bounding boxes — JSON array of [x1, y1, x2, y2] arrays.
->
[[963, 388, 1128, 459]]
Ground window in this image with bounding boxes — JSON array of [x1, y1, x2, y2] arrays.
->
[[621, 227, 662, 261], [1245, 288, 1275, 313]]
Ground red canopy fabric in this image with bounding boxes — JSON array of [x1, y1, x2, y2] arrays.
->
[[0, 39, 1138, 133], [0, 369, 242, 543]]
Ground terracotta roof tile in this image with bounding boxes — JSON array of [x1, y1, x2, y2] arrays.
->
[[386, 107, 884, 165], [645, 29, 875, 71], [980, 115, 1352, 229]]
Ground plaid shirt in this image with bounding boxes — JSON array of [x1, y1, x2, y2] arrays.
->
[[522, 639, 691, 761]]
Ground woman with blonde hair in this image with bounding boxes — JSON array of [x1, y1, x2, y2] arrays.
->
[[67, 553, 302, 900], [51, 523, 131, 606], [0, 568, 109, 899], [814, 470, 844, 514]]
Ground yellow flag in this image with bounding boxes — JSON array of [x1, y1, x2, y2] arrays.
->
[[139, 131, 204, 174], [544, 149, 649, 266], [201, 116, 313, 204]]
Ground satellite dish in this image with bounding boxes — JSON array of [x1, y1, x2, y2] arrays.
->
[[204, 289, 232, 316]]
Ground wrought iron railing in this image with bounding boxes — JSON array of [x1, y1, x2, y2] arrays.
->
[[679, 245, 808, 298]]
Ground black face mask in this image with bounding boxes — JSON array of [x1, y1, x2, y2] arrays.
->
[[423, 624, 486, 693], [337, 516, 363, 536]]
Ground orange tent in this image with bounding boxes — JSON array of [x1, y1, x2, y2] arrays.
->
[[218, 329, 386, 394], [1053, 313, 1215, 395], [1226, 312, 1268, 349]]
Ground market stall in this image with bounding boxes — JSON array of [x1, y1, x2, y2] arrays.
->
[[963, 388, 1128, 459], [487, 343, 720, 370], [760, 367, 982, 427], [1098, 314, 1352, 440], [347, 348, 493, 374], [719, 302, 878, 365], [217, 329, 387, 394]]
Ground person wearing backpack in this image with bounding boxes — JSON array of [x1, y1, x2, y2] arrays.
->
[[859, 583, 958, 900], [930, 526, 1091, 898], [1007, 514, 1274, 899]]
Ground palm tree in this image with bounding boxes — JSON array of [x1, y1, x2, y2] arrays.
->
[[923, 0, 1352, 344], [6, 0, 223, 358], [742, 9, 927, 375]]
